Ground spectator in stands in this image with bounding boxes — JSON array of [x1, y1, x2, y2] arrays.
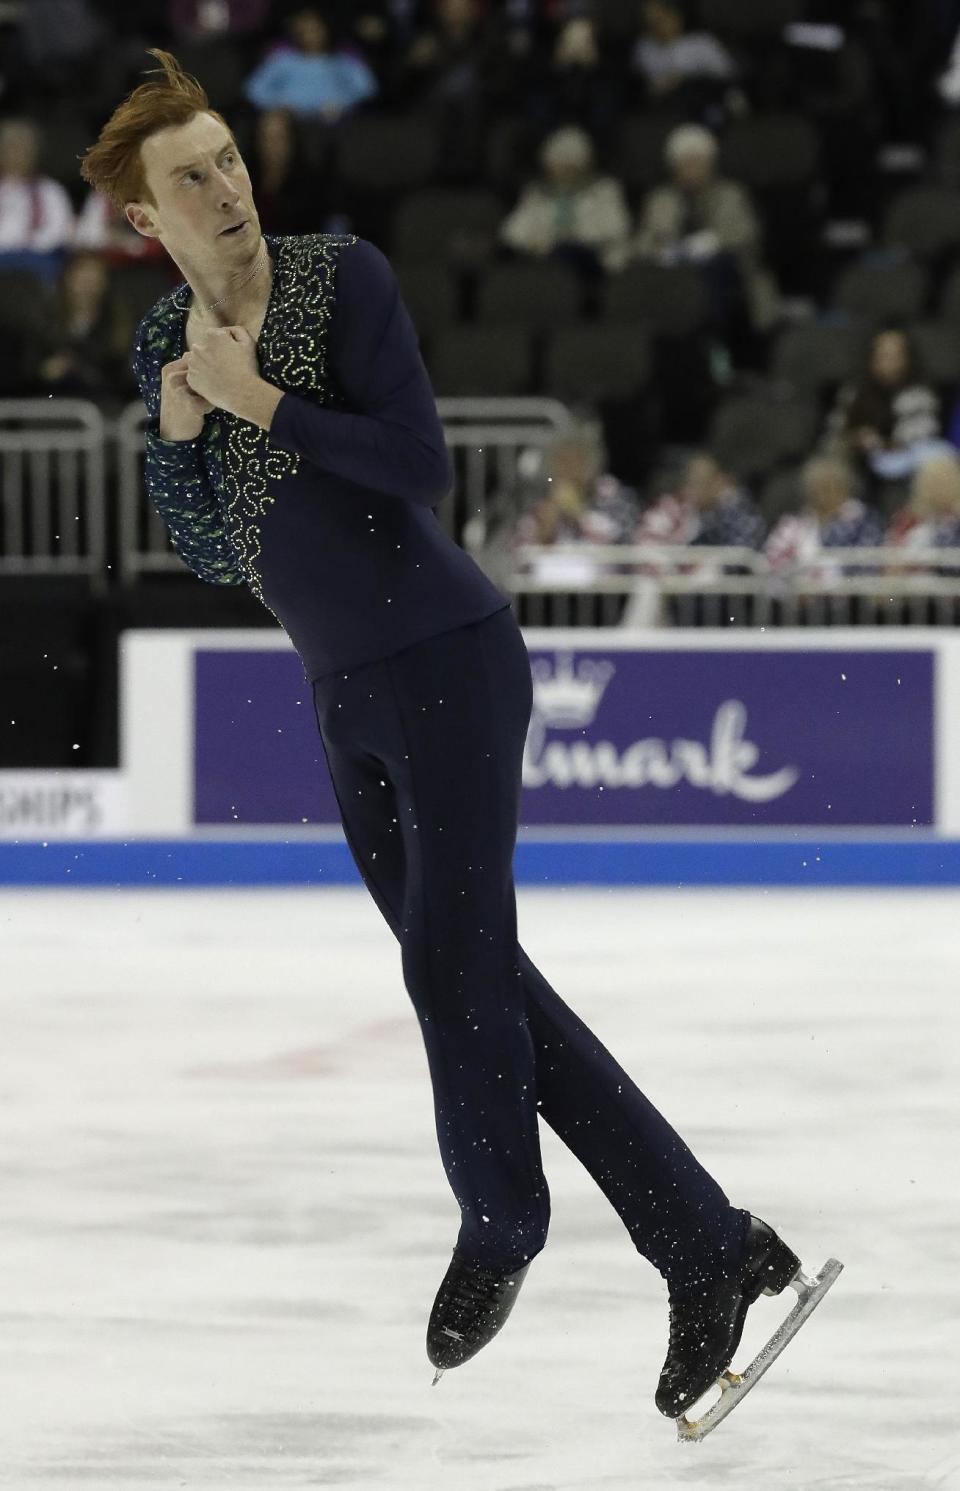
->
[[764, 456, 884, 576], [506, 426, 641, 587], [633, 452, 765, 551], [398, 0, 498, 94], [243, 6, 379, 120], [609, 124, 779, 356], [886, 449, 960, 561], [522, 16, 626, 154], [394, 0, 506, 179], [31, 248, 132, 400], [825, 325, 942, 503], [73, 188, 171, 267], [498, 125, 631, 282], [631, 0, 736, 117], [244, 107, 330, 234], [0, 118, 76, 286]]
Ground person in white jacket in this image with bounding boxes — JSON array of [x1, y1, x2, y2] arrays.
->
[[497, 124, 631, 278], [0, 119, 75, 281]]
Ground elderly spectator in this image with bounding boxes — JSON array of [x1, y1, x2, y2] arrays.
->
[[505, 427, 640, 587], [886, 451, 960, 573], [826, 325, 941, 502], [243, 6, 379, 121], [764, 456, 884, 578], [393, 0, 506, 178], [0, 119, 76, 286], [631, 0, 735, 113], [634, 452, 765, 550], [498, 125, 631, 282], [610, 123, 779, 355]]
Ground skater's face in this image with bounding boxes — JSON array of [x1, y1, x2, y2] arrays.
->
[[125, 112, 262, 268]]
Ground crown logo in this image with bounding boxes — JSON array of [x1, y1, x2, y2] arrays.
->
[[530, 652, 615, 729]]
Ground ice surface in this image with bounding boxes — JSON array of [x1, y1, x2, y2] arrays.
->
[[0, 885, 957, 1489]]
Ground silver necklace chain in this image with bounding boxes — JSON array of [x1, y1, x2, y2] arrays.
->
[[203, 237, 268, 312]]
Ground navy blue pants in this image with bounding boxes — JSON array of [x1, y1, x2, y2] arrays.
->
[[312, 605, 749, 1288]]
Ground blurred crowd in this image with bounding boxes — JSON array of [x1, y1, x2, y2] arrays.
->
[[3, 0, 960, 571]]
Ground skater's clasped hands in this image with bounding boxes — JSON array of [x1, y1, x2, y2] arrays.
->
[[182, 324, 261, 421]]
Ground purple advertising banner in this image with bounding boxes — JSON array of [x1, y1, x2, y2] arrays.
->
[[194, 646, 934, 828]]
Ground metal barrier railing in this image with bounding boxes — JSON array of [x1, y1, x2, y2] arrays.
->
[[439, 397, 575, 548], [114, 395, 575, 584], [0, 399, 107, 590], [5, 394, 960, 629], [509, 544, 960, 627]]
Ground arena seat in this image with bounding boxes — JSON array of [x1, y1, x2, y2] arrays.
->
[[614, 116, 674, 197], [427, 326, 534, 396], [719, 114, 820, 192], [770, 323, 862, 397], [884, 188, 960, 260], [908, 321, 960, 387], [543, 326, 652, 401], [391, 188, 504, 267], [760, 466, 805, 526], [172, 38, 247, 114], [708, 394, 819, 479], [335, 113, 440, 194], [392, 259, 460, 338], [939, 263, 960, 326], [475, 261, 585, 328], [602, 263, 710, 337], [699, 0, 804, 39], [832, 258, 928, 323]]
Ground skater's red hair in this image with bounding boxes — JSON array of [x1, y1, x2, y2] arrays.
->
[[79, 49, 234, 211]]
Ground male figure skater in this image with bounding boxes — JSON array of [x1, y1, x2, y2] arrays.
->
[[80, 50, 839, 1434]]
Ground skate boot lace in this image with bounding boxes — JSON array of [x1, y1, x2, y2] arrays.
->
[[449, 1261, 511, 1322]]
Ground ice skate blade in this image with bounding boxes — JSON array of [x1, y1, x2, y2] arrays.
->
[[675, 1256, 844, 1443]]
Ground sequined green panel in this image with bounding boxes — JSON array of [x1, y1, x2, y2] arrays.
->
[[132, 231, 356, 599]]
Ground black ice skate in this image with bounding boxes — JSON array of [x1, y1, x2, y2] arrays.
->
[[656, 1214, 844, 1441], [427, 1246, 532, 1385]]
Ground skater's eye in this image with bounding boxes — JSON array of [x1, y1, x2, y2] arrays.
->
[[181, 151, 236, 185]]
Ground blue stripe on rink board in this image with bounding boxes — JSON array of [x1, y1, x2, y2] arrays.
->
[[2, 839, 960, 886]]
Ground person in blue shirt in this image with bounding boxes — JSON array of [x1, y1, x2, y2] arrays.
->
[[243, 7, 379, 121], [78, 48, 824, 1431]]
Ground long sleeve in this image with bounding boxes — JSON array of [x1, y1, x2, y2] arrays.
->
[[266, 236, 454, 506], [131, 316, 246, 586]]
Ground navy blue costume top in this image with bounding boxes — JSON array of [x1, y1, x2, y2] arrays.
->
[[131, 231, 510, 681]]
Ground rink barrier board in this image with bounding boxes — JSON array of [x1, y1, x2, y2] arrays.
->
[[3, 838, 960, 886], [120, 625, 960, 835], [2, 626, 959, 885]]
